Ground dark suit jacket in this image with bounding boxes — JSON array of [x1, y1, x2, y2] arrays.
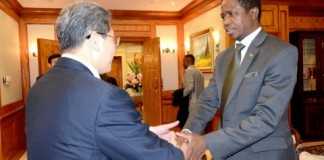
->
[[172, 88, 189, 128], [184, 31, 298, 160], [26, 58, 183, 160]]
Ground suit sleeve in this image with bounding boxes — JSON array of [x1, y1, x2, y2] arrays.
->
[[204, 46, 298, 159], [183, 69, 194, 97], [183, 62, 220, 133], [95, 87, 183, 160]]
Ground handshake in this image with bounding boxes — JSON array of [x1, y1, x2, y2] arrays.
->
[[149, 121, 208, 160]]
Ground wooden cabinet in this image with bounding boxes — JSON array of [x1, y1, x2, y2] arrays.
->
[[290, 31, 324, 140], [262, 4, 289, 41], [161, 91, 178, 124], [261, 4, 279, 33], [0, 101, 26, 160]]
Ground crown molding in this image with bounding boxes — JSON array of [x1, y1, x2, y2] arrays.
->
[[180, 0, 221, 22], [0, 0, 22, 21], [17, 0, 220, 21], [111, 10, 181, 20], [1, 0, 22, 15]]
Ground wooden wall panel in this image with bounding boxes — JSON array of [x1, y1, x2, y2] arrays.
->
[[177, 22, 185, 86], [162, 91, 178, 123], [112, 10, 180, 20], [113, 20, 154, 38], [262, 0, 324, 8], [0, 100, 25, 160], [290, 17, 324, 31], [279, 5, 289, 42], [261, 4, 279, 33], [290, 6, 324, 17], [19, 19, 30, 102], [20, 8, 59, 24]]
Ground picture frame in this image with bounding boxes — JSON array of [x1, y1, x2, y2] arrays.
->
[[190, 28, 214, 73]]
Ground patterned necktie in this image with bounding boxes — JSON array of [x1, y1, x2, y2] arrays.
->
[[219, 43, 245, 127]]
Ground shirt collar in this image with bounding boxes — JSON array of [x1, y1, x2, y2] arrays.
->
[[187, 65, 195, 69], [61, 53, 101, 79], [235, 27, 262, 48]]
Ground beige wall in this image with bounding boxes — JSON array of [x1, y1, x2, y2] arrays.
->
[[156, 25, 179, 91], [0, 10, 22, 106], [27, 24, 55, 86], [184, 6, 226, 86]]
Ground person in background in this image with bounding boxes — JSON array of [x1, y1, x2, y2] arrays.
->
[[179, 0, 298, 159], [172, 88, 189, 128], [183, 54, 205, 114], [26, 2, 191, 160]]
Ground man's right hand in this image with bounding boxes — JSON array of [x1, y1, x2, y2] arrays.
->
[[176, 131, 207, 160], [174, 134, 192, 160]]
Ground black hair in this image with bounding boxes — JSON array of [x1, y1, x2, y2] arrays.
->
[[185, 54, 195, 64], [238, 0, 261, 21]]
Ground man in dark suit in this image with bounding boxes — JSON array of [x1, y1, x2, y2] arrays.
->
[[179, 0, 298, 159], [26, 2, 190, 160]]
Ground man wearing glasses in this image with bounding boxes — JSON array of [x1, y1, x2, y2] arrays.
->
[[26, 2, 191, 160]]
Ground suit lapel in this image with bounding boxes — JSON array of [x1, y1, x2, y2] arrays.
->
[[224, 30, 268, 107], [217, 47, 234, 100]]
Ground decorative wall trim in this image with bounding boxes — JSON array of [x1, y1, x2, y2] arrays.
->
[[180, 0, 221, 23], [289, 16, 324, 31], [262, 0, 324, 8], [290, 6, 324, 17], [0, 100, 23, 117], [18, 0, 221, 22], [112, 10, 180, 20], [0, 0, 20, 21], [4, 0, 22, 15]]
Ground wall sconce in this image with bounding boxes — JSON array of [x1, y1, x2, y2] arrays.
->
[[184, 38, 190, 53], [162, 48, 176, 54], [2, 75, 12, 86], [29, 41, 38, 57]]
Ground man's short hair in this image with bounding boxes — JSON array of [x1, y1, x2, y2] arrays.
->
[[48, 54, 61, 64], [185, 54, 195, 64], [238, 0, 261, 21], [55, 2, 112, 51]]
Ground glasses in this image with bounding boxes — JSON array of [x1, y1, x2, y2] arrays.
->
[[107, 34, 120, 47], [86, 32, 120, 47]]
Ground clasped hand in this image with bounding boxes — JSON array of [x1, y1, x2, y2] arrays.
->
[[150, 121, 207, 160]]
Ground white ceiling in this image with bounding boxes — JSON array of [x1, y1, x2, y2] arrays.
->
[[17, 0, 193, 11]]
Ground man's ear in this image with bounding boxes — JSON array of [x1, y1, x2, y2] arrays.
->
[[87, 32, 101, 52], [249, 7, 259, 21]]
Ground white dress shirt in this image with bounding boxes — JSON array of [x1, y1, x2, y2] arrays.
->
[[61, 53, 101, 79], [235, 27, 262, 64]]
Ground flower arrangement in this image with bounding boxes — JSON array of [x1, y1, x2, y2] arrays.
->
[[125, 62, 143, 93]]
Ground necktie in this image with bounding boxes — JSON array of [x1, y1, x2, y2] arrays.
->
[[219, 43, 245, 127]]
